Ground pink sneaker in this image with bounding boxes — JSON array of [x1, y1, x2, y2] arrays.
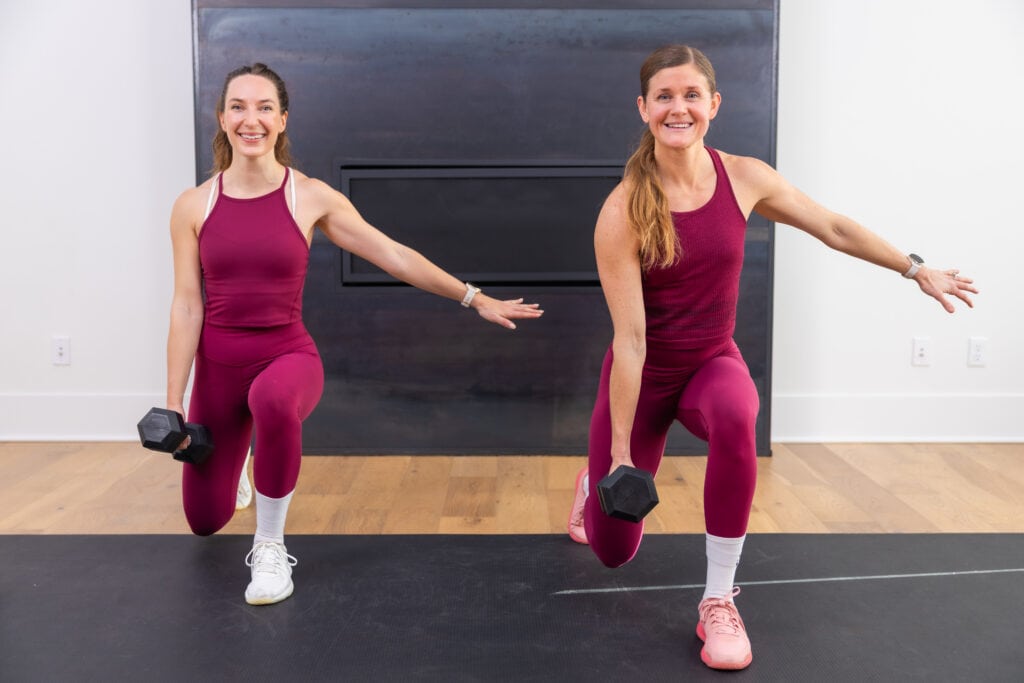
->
[[696, 587, 752, 670], [567, 467, 588, 544]]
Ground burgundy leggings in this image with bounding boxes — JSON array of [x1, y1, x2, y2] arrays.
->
[[182, 322, 324, 536], [584, 339, 759, 567]]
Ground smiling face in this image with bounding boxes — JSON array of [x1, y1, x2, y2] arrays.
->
[[637, 63, 720, 151], [217, 73, 288, 163]]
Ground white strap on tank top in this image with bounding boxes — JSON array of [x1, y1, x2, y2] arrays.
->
[[288, 167, 296, 218], [202, 169, 295, 220], [203, 173, 220, 221]]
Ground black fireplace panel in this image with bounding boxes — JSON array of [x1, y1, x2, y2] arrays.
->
[[194, 1, 778, 455], [340, 165, 621, 285]]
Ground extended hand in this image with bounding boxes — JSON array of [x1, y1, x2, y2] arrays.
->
[[916, 267, 978, 313], [474, 296, 544, 330]]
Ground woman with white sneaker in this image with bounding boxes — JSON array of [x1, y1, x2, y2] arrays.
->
[[167, 63, 543, 605], [566, 44, 976, 670]]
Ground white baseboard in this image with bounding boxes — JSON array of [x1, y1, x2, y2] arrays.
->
[[771, 393, 1024, 442], [0, 393, 177, 441], [2, 392, 1021, 443]]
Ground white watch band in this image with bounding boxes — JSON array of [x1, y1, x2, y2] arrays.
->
[[461, 283, 481, 308], [902, 253, 924, 279]]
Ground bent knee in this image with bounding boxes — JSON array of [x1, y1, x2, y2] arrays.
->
[[590, 537, 641, 568], [704, 397, 758, 433], [249, 392, 299, 422], [184, 508, 232, 537], [595, 552, 633, 569]]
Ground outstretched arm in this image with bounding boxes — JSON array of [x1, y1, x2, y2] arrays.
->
[[309, 178, 543, 329], [738, 156, 978, 313]]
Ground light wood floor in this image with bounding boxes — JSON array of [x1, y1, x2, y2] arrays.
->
[[0, 442, 1021, 535]]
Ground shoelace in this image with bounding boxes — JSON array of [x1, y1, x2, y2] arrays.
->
[[700, 587, 744, 635], [245, 542, 297, 576]]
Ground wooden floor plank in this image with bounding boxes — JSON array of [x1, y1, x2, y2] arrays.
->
[[0, 442, 1022, 534]]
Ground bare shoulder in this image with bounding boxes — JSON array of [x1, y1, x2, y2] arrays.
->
[[175, 178, 212, 208], [604, 180, 629, 206], [293, 171, 352, 210], [718, 150, 776, 185], [597, 181, 631, 226], [595, 181, 638, 249], [718, 150, 786, 214], [292, 170, 332, 196], [171, 178, 216, 231], [290, 171, 363, 231]]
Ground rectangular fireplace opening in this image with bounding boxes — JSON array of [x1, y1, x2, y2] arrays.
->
[[338, 163, 623, 286]]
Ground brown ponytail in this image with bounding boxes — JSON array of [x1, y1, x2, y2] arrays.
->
[[624, 128, 676, 270]]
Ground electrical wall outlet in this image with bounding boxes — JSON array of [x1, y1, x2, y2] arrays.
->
[[911, 336, 930, 367], [52, 335, 71, 366], [967, 336, 988, 367]]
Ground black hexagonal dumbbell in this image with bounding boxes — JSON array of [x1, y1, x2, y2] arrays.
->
[[136, 407, 214, 465], [596, 465, 659, 523]]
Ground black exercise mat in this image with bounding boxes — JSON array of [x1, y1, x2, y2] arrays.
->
[[2, 534, 1021, 682]]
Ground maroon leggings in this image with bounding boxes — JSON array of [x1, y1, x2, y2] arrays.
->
[[584, 339, 759, 567], [182, 322, 324, 536]]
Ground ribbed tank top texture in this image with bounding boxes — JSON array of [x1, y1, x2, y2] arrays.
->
[[199, 168, 309, 328], [642, 147, 747, 349]]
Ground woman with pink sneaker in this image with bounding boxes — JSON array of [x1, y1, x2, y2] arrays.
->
[[566, 44, 976, 670]]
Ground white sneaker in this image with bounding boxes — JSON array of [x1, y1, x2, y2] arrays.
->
[[236, 449, 252, 510], [244, 541, 297, 605]]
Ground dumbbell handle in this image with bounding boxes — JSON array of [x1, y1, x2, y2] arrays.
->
[[172, 423, 214, 464], [137, 408, 213, 464]]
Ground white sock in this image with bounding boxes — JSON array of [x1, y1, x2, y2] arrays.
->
[[703, 533, 745, 601], [253, 490, 294, 546], [583, 472, 589, 496]]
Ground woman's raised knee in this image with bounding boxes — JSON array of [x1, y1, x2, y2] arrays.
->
[[183, 504, 233, 537], [249, 390, 300, 425], [706, 400, 757, 434]]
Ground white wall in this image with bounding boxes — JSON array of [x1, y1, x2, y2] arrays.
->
[[0, 0, 195, 438], [773, 0, 1023, 440], [0, 0, 1020, 442]]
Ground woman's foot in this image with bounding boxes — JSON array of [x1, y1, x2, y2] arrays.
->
[[244, 541, 297, 605], [696, 587, 752, 670], [568, 467, 589, 544]]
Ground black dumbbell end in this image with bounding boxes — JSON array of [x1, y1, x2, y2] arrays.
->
[[137, 408, 186, 452], [597, 465, 659, 523]]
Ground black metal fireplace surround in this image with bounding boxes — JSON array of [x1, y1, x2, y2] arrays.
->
[[193, 0, 777, 454]]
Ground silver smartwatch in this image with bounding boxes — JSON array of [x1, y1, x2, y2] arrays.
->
[[902, 253, 924, 279], [461, 282, 481, 307]]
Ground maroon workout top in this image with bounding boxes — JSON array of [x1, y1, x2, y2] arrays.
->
[[198, 169, 309, 329], [642, 147, 748, 349]]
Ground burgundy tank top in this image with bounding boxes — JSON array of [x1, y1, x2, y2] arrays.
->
[[642, 147, 747, 349], [198, 169, 309, 328]]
